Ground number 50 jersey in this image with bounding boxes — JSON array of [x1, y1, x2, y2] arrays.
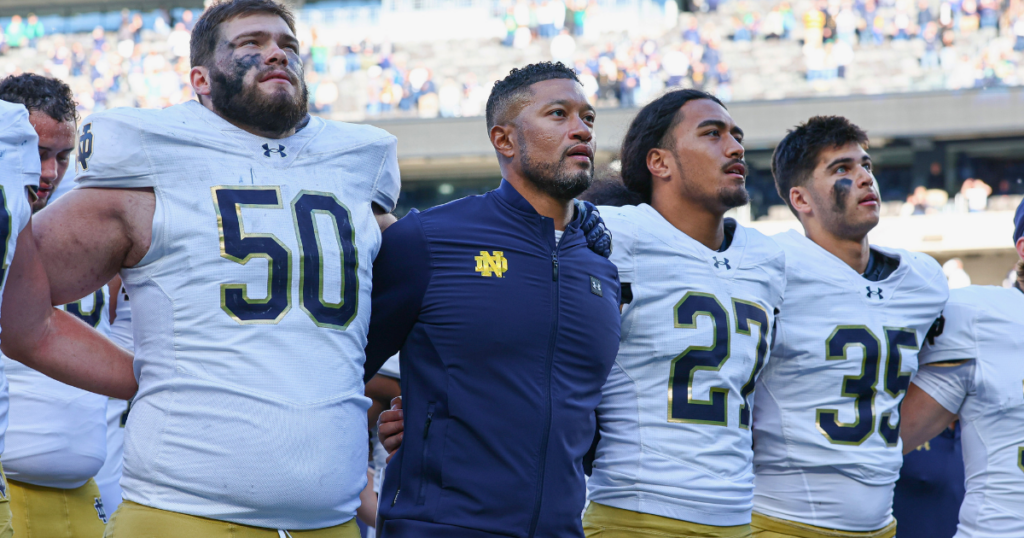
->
[[752, 230, 948, 532], [74, 101, 400, 530], [588, 205, 786, 527]]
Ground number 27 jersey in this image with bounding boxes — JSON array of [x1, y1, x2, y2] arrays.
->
[[74, 101, 400, 530], [588, 205, 786, 527]]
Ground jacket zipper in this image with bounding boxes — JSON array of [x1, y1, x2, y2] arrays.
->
[[528, 247, 560, 538], [417, 404, 435, 504]]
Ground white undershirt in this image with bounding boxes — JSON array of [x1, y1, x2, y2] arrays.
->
[[555, 230, 563, 244]]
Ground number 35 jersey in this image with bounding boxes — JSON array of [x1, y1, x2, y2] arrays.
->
[[752, 230, 948, 532], [74, 101, 400, 530], [588, 205, 786, 527]]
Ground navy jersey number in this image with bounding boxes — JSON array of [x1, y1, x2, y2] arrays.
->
[[879, 328, 918, 445], [212, 186, 359, 329], [213, 187, 292, 324], [668, 293, 770, 427], [65, 290, 106, 328], [293, 191, 360, 330], [816, 325, 919, 446]]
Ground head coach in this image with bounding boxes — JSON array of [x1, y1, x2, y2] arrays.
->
[[363, 62, 621, 538]]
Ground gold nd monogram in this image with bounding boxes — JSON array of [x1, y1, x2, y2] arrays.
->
[[474, 251, 508, 278]]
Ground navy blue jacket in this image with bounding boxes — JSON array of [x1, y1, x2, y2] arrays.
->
[[892, 424, 965, 538], [366, 180, 621, 538]]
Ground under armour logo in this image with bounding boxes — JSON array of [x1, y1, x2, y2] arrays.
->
[[94, 497, 108, 523], [866, 286, 883, 299], [713, 256, 731, 270], [590, 276, 603, 297], [262, 143, 286, 158]]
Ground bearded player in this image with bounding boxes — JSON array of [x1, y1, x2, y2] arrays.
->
[[584, 90, 785, 537], [8, 0, 402, 535], [897, 200, 1024, 538], [750, 116, 948, 538], [0, 73, 113, 537]]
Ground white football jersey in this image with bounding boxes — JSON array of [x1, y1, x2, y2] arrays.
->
[[2, 286, 110, 489], [916, 285, 1024, 538], [95, 283, 133, 512], [753, 230, 948, 531], [0, 100, 40, 457], [588, 205, 786, 526], [74, 101, 400, 529]]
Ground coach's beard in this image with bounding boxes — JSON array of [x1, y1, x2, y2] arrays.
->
[[519, 135, 594, 203], [210, 64, 309, 137]]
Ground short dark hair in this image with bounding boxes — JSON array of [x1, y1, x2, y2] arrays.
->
[[190, 0, 297, 68], [485, 62, 580, 130], [771, 115, 869, 214], [0, 74, 78, 124], [619, 89, 723, 205], [580, 178, 643, 207]]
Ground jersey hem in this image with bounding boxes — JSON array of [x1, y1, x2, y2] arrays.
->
[[589, 492, 752, 526]]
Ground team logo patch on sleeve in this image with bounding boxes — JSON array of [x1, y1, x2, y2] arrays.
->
[[475, 251, 507, 277], [77, 123, 93, 172], [590, 276, 603, 296]]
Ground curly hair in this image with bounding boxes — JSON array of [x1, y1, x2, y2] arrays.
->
[[618, 89, 723, 205], [485, 61, 580, 130], [190, 0, 297, 68], [0, 73, 78, 123], [771, 116, 869, 214]]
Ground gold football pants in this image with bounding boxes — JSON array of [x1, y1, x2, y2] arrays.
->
[[8, 477, 106, 538], [0, 465, 13, 538], [104, 500, 360, 538], [584, 501, 752, 537], [751, 512, 896, 538]]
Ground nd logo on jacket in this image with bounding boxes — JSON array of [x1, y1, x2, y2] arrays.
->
[[475, 251, 508, 277]]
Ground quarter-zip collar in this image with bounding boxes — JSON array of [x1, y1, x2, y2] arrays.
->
[[494, 179, 584, 233]]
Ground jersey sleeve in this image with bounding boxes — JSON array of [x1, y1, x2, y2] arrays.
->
[[74, 110, 155, 189], [912, 361, 974, 414], [371, 136, 401, 213], [602, 207, 639, 284], [919, 300, 979, 365]]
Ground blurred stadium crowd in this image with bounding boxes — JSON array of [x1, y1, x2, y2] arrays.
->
[[1, 0, 1023, 122]]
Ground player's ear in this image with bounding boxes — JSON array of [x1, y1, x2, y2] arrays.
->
[[490, 123, 516, 160], [1015, 237, 1024, 260], [190, 66, 213, 103], [789, 186, 813, 217], [646, 147, 672, 181]]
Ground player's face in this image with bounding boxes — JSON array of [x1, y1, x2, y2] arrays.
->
[[805, 142, 879, 239], [208, 13, 308, 135], [28, 111, 76, 212], [662, 99, 747, 214], [514, 78, 596, 201]]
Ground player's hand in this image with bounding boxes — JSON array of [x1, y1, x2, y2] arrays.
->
[[576, 200, 612, 258], [378, 396, 404, 463]]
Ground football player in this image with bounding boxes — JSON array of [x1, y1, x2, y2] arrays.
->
[[0, 73, 112, 537], [10, 0, 402, 535], [584, 90, 785, 537], [897, 200, 1024, 538], [750, 116, 948, 538], [0, 97, 43, 538], [0, 99, 131, 538]]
